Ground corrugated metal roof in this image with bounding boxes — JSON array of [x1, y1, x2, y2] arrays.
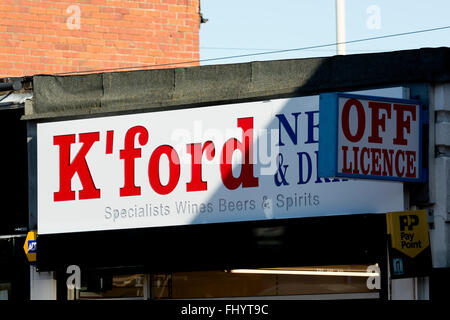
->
[[0, 92, 33, 110]]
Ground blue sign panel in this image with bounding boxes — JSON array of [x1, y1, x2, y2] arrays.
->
[[318, 93, 426, 182], [28, 240, 37, 253]]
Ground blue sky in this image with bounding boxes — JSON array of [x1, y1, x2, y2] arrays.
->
[[199, 0, 450, 65]]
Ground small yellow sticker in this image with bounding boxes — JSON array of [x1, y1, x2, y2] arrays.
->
[[23, 231, 37, 263], [387, 210, 430, 258]]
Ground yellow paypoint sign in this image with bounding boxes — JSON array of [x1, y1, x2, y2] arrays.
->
[[387, 210, 429, 258], [23, 231, 37, 263]]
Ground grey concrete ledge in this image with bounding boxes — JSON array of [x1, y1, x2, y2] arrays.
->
[[23, 47, 450, 121]]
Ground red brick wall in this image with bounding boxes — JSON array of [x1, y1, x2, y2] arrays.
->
[[0, 0, 200, 77]]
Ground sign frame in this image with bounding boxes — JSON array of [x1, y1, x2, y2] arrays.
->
[[35, 95, 405, 235], [23, 230, 37, 264], [386, 210, 432, 279], [318, 92, 426, 183]]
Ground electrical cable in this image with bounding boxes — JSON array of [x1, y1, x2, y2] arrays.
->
[[201, 47, 378, 52], [0, 91, 12, 102], [53, 25, 450, 76]]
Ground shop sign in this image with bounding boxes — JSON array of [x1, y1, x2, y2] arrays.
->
[[37, 96, 404, 234], [386, 210, 431, 278], [23, 230, 37, 263], [318, 93, 424, 182]]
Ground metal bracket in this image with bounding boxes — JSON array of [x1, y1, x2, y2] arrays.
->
[[427, 209, 435, 230]]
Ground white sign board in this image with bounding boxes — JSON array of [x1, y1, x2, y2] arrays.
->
[[319, 93, 423, 182], [37, 96, 404, 235]]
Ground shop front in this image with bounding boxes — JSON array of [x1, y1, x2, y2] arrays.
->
[[38, 213, 388, 300], [32, 93, 405, 300], [24, 48, 446, 300]]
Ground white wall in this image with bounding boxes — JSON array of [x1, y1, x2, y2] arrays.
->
[[30, 265, 56, 300], [429, 84, 450, 268]]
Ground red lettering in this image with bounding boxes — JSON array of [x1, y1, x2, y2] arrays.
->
[[341, 146, 352, 173], [395, 150, 405, 177], [370, 148, 382, 175], [393, 104, 416, 145], [360, 147, 370, 175], [106, 130, 114, 154], [340, 146, 415, 179], [341, 98, 366, 143], [381, 148, 394, 176], [148, 145, 180, 195], [368, 101, 391, 143], [186, 141, 215, 192], [340, 146, 360, 174], [220, 117, 259, 190], [405, 150, 417, 178], [120, 126, 149, 197], [352, 146, 360, 174], [53, 132, 100, 201]]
